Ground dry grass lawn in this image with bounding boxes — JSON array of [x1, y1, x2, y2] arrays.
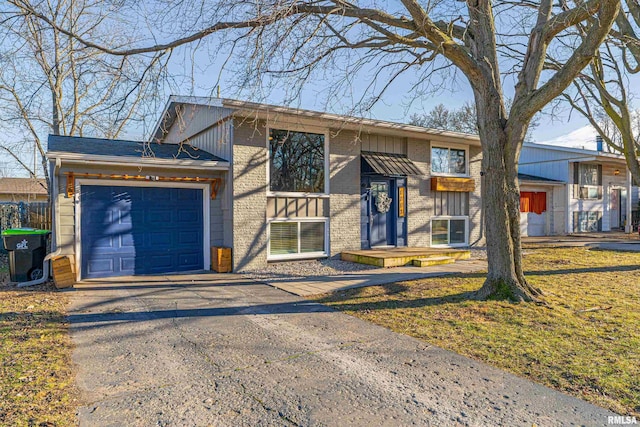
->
[[315, 246, 640, 416], [0, 256, 77, 427]]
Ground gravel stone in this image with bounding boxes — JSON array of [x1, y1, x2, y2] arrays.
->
[[469, 247, 487, 260], [241, 258, 378, 280]]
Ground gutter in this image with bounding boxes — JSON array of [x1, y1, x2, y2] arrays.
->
[[47, 153, 230, 171]]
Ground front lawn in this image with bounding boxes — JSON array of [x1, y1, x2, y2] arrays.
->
[[315, 246, 640, 416], [0, 255, 77, 427]]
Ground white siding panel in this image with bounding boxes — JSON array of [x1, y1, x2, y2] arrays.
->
[[185, 121, 233, 161], [163, 105, 234, 145], [519, 159, 569, 182]]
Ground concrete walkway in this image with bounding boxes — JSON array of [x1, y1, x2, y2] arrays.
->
[[251, 259, 487, 296], [69, 274, 614, 426]]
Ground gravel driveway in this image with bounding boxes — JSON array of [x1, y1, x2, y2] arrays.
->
[[69, 273, 613, 426]]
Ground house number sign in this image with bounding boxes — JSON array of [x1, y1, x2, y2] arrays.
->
[[398, 187, 405, 217]]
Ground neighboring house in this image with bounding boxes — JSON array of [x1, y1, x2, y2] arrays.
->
[[47, 96, 484, 280], [0, 177, 48, 202], [518, 173, 565, 237], [519, 142, 640, 235]]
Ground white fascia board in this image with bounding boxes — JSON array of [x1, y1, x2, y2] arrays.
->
[[47, 152, 229, 170], [566, 157, 597, 163], [519, 180, 566, 186]]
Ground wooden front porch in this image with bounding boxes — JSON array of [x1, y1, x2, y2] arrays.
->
[[341, 247, 471, 268]]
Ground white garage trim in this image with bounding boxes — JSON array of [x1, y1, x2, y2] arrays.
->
[[74, 178, 211, 281]]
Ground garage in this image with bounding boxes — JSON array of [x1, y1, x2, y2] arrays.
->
[[80, 184, 205, 279]]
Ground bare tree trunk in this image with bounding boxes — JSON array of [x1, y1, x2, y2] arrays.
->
[[473, 91, 543, 302]]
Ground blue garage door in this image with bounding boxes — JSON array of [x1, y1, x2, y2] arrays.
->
[[81, 185, 204, 279]]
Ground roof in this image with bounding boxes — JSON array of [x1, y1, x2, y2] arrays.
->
[[153, 95, 482, 146], [361, 151, 422, 176], [523, 142, 627, 163], [0, 178, 48, 195], [47, 135, 225, 162], [518, 173, 565, 184]]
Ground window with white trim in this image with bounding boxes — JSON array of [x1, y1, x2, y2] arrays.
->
[[269, 220, 327, 258], [574, 163, 602, 200], [269, 129, 325, 193], [431, 217, 468, 246], [431, 146, 467, 175]]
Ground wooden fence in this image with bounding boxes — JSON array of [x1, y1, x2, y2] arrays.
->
[[0, 202, 52, 233]]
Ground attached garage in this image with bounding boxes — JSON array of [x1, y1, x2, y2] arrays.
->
[[79, 183, 207, 279], [47, 135, 230, 281], [518, 173, 566, 237]]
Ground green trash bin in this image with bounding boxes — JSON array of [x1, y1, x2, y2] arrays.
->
[[1, 228, 51, 282]]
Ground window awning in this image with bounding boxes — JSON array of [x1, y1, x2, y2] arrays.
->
[[361, 151, 422, 176]]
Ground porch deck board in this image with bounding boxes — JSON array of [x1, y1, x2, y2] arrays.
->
[[341, 247, 471, 268]]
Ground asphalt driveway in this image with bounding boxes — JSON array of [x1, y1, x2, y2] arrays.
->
[[69, 273, 614, 426]]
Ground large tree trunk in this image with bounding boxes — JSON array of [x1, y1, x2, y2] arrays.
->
[[472, 92, 543, 302]]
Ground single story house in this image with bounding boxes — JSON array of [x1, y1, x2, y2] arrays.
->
[[519, 142, 640, 235], [0, 178, 48, 203], [47, 96, 484, 280]]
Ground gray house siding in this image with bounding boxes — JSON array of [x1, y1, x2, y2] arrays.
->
[[328, 129, 361, 257], [231, 119, 268, 271]]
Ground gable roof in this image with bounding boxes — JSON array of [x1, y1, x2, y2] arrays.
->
[[47, 135, 224, 162], [0, 178, 48, 195], [153, 95, 482, 146]]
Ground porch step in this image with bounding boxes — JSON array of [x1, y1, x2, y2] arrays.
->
[[412, 256, 456, 267], [341, 248, 470, 268]]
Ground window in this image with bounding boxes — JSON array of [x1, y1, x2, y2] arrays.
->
[[269, 220, 326, 258], [573, 211, 602, 232], [431, 217, 468, 246], [578, 164, 599, 185], [520, 192, 546, 214], [575, 163, 602, 200], [431, 146, 466, 175], [269, 129, 325, 193]]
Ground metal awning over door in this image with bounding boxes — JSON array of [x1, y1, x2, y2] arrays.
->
[[361, 151, 422, 176]]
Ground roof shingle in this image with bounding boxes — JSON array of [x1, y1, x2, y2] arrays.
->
[[47, 135, 225, 162]]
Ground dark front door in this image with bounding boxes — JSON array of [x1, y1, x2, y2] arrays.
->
[[361, 177, 400, 248], [370, 181, 393, 246]]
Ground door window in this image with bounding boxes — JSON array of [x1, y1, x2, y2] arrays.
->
[[371, 182, 389, 213]]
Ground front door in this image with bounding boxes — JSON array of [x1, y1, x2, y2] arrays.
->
[[370, 180, 392, 246], [610, 189, 621, 229], [361, 176, 406, 248]]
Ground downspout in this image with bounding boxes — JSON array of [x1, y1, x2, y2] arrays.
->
[[18, 158, 62, 287], [566, 162, 572, 234], [626, 168, 633, 233], [16, 258, 51, 288]]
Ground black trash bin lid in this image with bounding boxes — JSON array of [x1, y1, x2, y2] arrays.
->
[[1, 228, 51, 236]]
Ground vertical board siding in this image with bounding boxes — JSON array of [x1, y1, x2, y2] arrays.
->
[[267, 196, 328, 218], [186, 120, 233, 161], [361, 134, 407, 154], [433, 191, 469, 216], [162, 105, 234, 161]]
